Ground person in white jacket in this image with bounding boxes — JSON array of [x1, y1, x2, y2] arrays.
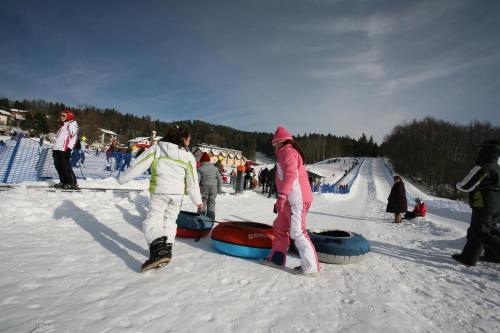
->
[[118, 125, 203, 272], [52, 109, 79, 189]]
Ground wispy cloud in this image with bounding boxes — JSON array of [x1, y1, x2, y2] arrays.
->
[[379, 53, 500, 96]]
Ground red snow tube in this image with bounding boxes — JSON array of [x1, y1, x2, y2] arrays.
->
[[176, 228, 212, 238], [211, 222, 274, 249]]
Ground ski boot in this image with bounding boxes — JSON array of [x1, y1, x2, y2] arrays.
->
[[261, 251, 285, 268], [291, 266, 320, 277], [479, 249, 500, 263], [141, 237, 172, 272]]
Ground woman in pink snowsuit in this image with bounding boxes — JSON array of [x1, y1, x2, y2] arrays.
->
[[265, 126, 320, 276]]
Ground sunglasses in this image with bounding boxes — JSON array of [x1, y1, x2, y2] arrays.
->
[[59, 114, 67, 118]]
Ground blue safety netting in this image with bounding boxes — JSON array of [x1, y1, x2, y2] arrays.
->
[[0, 135, 143, 184], [311, 159, 364, 194]]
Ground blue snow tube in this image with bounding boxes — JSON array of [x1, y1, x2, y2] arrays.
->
[[308, 230, 370, 264], [176, 211, 214, 238], [212, 240, 271, 259]]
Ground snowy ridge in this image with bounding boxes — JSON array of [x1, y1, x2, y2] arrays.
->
[[0, 158, 498, 332]]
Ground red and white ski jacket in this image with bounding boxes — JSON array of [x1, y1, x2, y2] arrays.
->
[[53, 120, 78, 152], [275, 144, 313, 205], [413, 203, 427, 217]]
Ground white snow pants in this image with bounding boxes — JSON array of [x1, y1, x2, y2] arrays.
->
[[143, 193, 183, 245]]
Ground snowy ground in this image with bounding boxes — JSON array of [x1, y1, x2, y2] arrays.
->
[[254, 157, 359, 186], [0, 158, 498, 332]]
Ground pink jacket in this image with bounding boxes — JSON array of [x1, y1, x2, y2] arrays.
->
[[275, 144, 313, 205]]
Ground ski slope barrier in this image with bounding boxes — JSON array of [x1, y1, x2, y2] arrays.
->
[[0, 136, 144, 183]]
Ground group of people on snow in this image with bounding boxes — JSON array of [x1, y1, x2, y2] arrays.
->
[[386, 139, 500, 266], [52, 108, 499, 271], [116, 124, 320, 275]]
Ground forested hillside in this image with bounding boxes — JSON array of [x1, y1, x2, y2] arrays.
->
[[0, 97, 379, 162], [382, 117, 500, 199]]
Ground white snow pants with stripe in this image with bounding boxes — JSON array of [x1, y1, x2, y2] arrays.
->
[[270, 201, 320, 273], [143, 193, 183, 245]]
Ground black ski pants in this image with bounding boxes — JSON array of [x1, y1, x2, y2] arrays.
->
[[53, 149, 77, 185], [462, 207, 500, 262]]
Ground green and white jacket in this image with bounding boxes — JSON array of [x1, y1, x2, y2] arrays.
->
[[118, 141, 202, 205]]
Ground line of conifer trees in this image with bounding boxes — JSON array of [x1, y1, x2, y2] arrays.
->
[[0, 97, 379, 163], [382, 117, 500, 199]]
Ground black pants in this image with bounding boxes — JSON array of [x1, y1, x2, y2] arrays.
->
[[461, 207, 500, 263], [53, 150, 77, 185], [404, 211, 417, 219]]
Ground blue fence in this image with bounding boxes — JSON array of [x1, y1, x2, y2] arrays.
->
[[0, 136, 139, 184], [312, 159, 364, 194]]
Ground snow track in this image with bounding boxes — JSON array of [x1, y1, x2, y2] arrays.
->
[[0, 158, 498, 332]]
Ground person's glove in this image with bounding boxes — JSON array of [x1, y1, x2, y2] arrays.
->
[[273, 194, 286, 214]]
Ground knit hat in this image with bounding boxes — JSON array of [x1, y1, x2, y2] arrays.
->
[[200, 152, 211, 163], [62, 109, 74, 121], [272, 126, 293, 146]]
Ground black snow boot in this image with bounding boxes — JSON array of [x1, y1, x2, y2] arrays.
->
[[452, 239, 483, 267], [479, 249, 500, 263], [141, 237, 172, 272], [262, 251, 285, 268]]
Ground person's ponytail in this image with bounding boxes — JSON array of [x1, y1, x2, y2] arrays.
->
[[282, 140, 306, 164]]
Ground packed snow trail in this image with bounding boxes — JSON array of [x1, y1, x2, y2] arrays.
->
[[0, 158, 498, 332]]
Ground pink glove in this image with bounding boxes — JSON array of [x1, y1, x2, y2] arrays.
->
[[274, 194, 287, 214]]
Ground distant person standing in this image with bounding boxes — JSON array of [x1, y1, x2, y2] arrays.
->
[[52, 109, 79, 189], [197, 152, 222, 220], [452, 140, 500, 266], [386, 175, 407, 223]]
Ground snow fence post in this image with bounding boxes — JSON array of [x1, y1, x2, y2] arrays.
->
[[3, 134, 23, 183]]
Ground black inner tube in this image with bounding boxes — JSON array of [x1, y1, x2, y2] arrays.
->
[[313, 230, 351, 238]]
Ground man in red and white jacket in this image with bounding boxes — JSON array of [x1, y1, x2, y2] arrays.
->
[[52, 109, 79, 189]]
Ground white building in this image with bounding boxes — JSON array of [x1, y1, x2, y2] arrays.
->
[[0, 109, 11, 126], [99, 128, 118, 145], [191, 143, 246, 168]]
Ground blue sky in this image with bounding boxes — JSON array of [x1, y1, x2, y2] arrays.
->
[[1, 0, 499, 142]]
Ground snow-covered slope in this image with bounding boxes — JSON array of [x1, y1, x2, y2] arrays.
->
[[0, 158, 498, 332]]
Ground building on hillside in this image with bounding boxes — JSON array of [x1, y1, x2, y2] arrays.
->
[[99, 128, 118, 146], [128, 135, 164, 148], [0, 109, 11, 135], [191, 143, 247, 168], [7, 108, 29, 128], [306, 168, 326, 186]]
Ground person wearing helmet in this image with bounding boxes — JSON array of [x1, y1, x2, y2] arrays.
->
[[452, 139, 500, 266], [52, 109, 79, 189], [404, 197, 427, 219]]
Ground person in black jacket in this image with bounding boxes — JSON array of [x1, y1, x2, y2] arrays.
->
[[452, 139, 500, 266], [386, 175, 408, 224]]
